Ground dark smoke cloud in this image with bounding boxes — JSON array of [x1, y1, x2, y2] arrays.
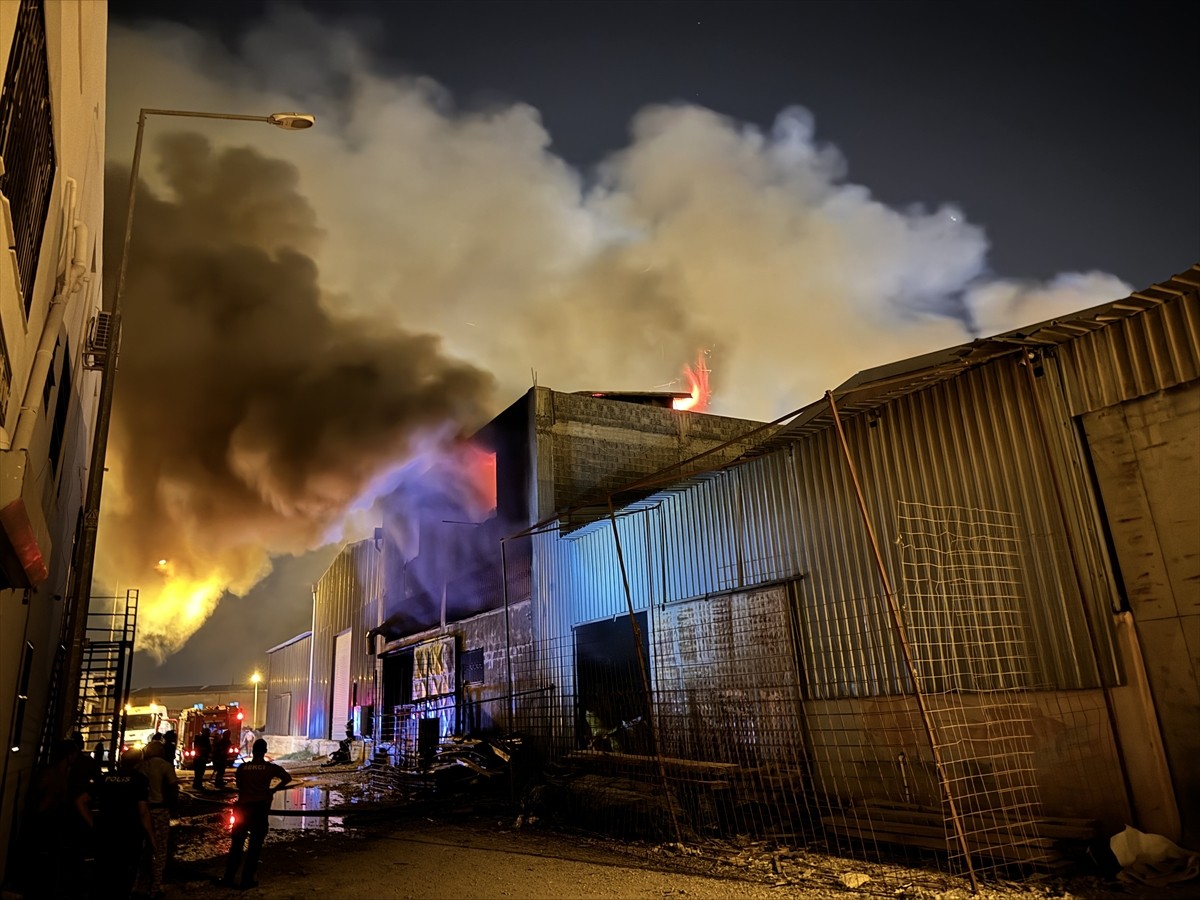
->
[[100, 134, 494, 658]]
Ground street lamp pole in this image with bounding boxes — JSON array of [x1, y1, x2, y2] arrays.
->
[[59, 109, 315, 739]]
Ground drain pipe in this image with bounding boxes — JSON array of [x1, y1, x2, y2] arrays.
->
[[3, 177, 90, 453]]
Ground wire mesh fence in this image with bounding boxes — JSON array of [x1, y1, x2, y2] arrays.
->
[[364, 498, 1119, 891]]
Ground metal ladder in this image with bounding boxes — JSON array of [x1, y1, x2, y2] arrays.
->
[[73, 589, 139, 763]]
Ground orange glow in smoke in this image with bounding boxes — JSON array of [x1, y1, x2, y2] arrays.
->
[[673, 352, 712, 412], [460, 443, 497, 516]]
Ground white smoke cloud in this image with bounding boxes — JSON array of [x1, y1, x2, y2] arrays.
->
[[104, 7, 1132, 657], [964, 271, 1134, 336]]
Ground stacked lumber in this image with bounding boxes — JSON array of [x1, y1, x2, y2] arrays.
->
[[821, 800, 1096, 869]]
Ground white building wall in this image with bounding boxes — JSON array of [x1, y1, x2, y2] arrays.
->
[[0, 0, 106, 882]]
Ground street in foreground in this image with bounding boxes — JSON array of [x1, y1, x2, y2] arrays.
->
[[153, 763, 1189, 900]]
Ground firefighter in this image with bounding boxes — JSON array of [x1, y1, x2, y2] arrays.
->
[[191, 726, 211, 789], [212, 729, 232, 788], [218, 738, 290, 890]]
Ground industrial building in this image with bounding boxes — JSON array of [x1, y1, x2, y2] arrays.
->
[[265, 266, 1198, 877], [265, 392, 763, 751]]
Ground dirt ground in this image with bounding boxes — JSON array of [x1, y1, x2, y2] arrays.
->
[[156, 761, 1192, 900]]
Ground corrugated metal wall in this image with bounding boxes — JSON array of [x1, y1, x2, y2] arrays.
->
[[792, 355, 1119, 693], [308, 539, 383, 740], [566, 509, 657, 620], [536, 451, 807, 635], [531, 343, 1139, 720], [1056, 294, 1200, 416], [266, 634, 311, 736], [658, 453, 805, 602]]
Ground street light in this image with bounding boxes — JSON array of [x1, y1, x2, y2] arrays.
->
[[251, 672, 262, 730], [60, 108, 315, 738]]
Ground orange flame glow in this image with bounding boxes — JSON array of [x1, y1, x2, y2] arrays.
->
[[462, 443, 498, 516], [673, 352, 712, 412]]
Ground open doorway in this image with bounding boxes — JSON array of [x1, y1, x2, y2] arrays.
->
[[574, 613, 651, 754]]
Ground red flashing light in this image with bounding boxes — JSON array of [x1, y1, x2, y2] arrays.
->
[[236, 711, 244, 721]]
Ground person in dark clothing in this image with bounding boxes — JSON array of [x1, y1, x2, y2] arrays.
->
[[20, 739, 91, 898], [192, 726, 212, 789], [162, 729, 179, 769], [212, 729, 232, 788], [88, 748, 156, 899], [219, 739, 290, 890], [136, 740, 178, 898]]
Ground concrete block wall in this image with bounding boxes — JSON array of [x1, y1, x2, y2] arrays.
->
[[534, 387, 766, 519], [458, 599, 533, 735], [383, 599, 535, 738]]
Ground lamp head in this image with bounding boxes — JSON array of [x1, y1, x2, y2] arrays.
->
[[269, 112, 315, 130]]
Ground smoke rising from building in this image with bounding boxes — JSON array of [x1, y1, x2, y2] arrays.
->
[[105, 8, 1131, 660], [100, 136, 495, 659]]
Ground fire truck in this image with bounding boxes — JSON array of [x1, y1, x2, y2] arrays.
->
[[121, 703, 169, 753], [177, 703, 245, 769]]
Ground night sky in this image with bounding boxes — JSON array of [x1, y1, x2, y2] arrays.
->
[[111, 0, 1196, 286], [108, 0, 1197, 689]]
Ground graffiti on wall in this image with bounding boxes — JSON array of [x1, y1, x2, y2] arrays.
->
[[413, 636, 456, 700]]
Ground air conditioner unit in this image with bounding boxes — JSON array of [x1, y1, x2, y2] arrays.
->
[[83, 312, 113, 370]]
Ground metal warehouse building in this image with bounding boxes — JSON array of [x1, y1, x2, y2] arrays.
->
[[516, 265, 1198, 873], [263, 266, 1198, 880]]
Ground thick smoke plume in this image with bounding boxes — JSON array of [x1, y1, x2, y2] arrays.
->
[[105, 8, 1131, 659], [100, 136, 494, 658]]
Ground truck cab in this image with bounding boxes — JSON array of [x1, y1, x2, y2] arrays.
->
[[121, 703, 168, 754]]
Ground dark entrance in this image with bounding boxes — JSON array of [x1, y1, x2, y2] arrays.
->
[[574, 613, 651, 754], [380, 650, 414, 746]]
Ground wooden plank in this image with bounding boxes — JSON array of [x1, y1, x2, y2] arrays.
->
[[822, 815, 1055, 848], [854, 803, 1096, 840], [822, 817, 1062, 864], [566, 750, 740, 773]]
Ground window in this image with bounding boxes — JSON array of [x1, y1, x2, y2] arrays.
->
[[0, 0, 57, 314], [460, 648, 484, 685]]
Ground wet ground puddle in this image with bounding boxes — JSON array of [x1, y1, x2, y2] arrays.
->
[[267, 785, 347, 832]]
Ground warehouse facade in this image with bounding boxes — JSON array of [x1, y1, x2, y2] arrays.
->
[[264, 267, 1198, 873]]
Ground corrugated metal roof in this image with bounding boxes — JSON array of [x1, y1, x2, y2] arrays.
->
[[265, 631, 312, 655], [998, 265, 1199, 346], [768, 264, 1200, 444]]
